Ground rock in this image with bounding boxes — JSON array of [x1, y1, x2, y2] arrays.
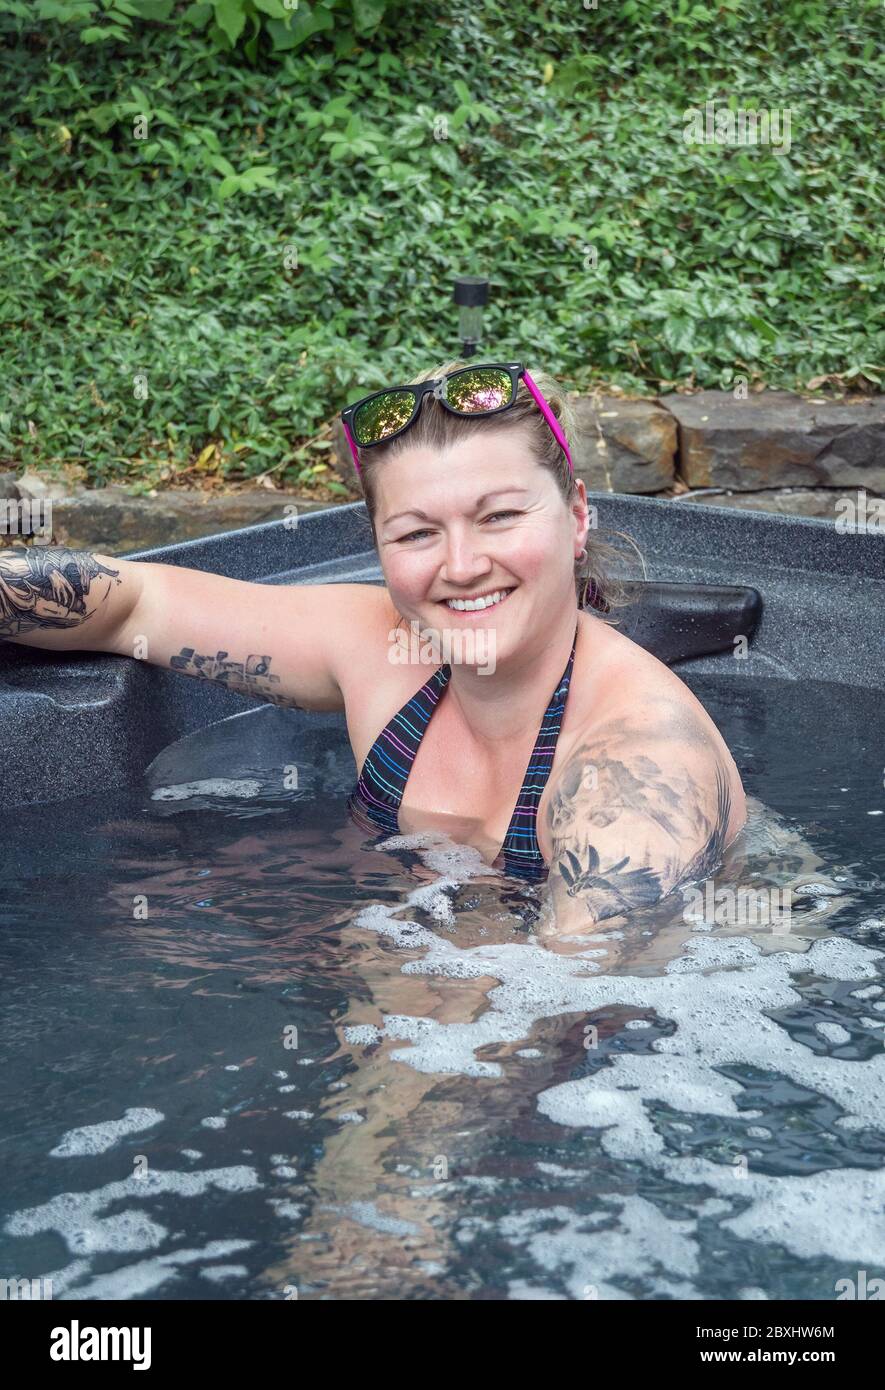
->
[[678, 486, 885, 524], [569, 396, 677, 493], [15, 470, 77, 501], [48, 489, 335, 554], [0, 471, 20, 499], [664, 391, 885, 491]]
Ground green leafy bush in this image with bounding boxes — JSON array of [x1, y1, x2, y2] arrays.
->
[[1, 0, 882, 486], [0, 0, 405, 59]]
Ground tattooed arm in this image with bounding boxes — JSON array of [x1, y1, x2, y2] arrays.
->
[[538, 706, 745, 939], [109, 564, 387, 713], [0, 546, 132, 646]]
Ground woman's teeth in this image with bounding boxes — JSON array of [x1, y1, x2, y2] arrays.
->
[[444, 588, 514, 612]]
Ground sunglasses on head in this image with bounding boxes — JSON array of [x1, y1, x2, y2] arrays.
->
[[340, 362, 573, 476]]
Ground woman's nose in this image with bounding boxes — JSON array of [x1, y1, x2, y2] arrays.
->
[[441, 528, 491, 584]]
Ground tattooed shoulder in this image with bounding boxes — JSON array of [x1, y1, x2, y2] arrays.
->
[[540, 703, 744, 936]]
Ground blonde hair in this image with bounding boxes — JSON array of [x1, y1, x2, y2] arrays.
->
[[352, 358, 642, 621]]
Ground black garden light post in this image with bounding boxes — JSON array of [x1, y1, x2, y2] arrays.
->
[[453, 275, 489, 359]]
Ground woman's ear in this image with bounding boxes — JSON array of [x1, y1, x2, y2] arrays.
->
[[572, 478, 591, 548]]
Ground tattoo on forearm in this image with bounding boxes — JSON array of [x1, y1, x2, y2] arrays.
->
[[0, 547, 121, 637], [546, 726, 734, 925], [170, 646, 304, 709]]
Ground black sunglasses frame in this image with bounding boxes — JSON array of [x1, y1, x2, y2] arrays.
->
[[340, 362, 526, 451]]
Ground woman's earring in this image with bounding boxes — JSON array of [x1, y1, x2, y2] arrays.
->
[[576, 547, 588, 563]]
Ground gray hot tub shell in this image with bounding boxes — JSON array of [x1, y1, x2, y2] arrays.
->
[[0, 494, 881, 810]]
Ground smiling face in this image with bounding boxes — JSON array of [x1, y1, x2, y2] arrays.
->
[[373, 426, 590, 655]]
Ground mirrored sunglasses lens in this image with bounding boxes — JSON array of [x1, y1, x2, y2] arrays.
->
[[445, 368, 513, 414], [353, 390, 417, 445]]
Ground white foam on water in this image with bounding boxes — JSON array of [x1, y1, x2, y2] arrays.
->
[[430, 894, 456, 927], [66, 1240, 252, 1300], [270, 1199, 304, 1221], [278, 1084, 296, 1092], [50, 1108, 164, 1157], [36, 1259, 91, 1298], [181, 1149, 203, 1160], [37, 1242, 252, 1301], [348, 842, 885, 1285], [382, 1010, 507, 1079], [354, 901, 439, 950], [409, 956, 493, 979], [377, 830, 506, 883], [201, 1115, 227, 1129], [5, 1168, 260, 1265], [498, 1195, 715, 1300], [358, 831, 511, 946], [336, 1111, 365, 1125], [516, 1048, 543, 1058], [344, 1024, 384, 1046], [325, 1200, 420, 1238], [507, 1281, 569, 1300], [794, 881, 843, 899], [283, 1110, 314, 1120], [460, 1175, 504, 1191], [151, 778, 262, 801], [407, 1184, 445, 1199], [201, 1264, 249, 1282], [530, 940, 885, 1268], [816, 1021, 852, 1046]]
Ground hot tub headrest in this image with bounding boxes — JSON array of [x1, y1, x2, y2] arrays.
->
[[595, 581, 762, 665]]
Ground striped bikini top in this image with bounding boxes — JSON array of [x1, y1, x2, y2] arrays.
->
[[347, 624, 579, 881]]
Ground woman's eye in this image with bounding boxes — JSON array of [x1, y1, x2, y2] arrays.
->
[[396, 512, 519, 543]]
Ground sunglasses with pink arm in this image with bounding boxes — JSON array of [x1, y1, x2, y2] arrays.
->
[[340, 362, 573, 476]]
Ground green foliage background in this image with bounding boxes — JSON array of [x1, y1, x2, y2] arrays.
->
[[1, 0, 882, 490]]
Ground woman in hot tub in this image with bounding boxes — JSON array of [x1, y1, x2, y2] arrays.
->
[[0, 360, 746, 936]]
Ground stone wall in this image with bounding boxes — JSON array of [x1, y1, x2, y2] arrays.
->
[[0, 476, 333, 554], [2, 390, 883, 552], [331, 388, 885, 525]]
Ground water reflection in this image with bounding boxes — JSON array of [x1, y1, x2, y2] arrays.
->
[[2, 678, 883, 1300]]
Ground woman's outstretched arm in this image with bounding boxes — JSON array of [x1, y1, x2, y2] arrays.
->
[[0, 544, 387, 714]]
